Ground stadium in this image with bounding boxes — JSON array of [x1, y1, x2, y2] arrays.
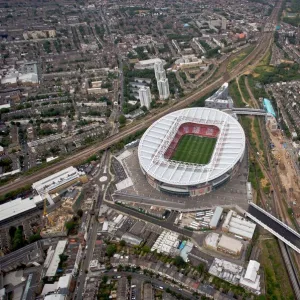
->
[[138, 107, 246, 196]]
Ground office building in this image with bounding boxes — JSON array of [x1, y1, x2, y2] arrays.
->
[[138, 86, 152, 109]]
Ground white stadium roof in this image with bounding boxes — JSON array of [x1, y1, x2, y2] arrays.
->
[[138, 107, 245, 186]]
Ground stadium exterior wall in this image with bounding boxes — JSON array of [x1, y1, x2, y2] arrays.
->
[[141, 152, 244, 197], [138, 107, 246, 197]]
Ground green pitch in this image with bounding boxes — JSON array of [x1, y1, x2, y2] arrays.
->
[[170, 135, 217, 164]]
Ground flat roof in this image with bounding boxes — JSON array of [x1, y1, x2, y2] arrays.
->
[[46, 240, 67, 277], [218, 235, 243, 253], [0, 195, 42, 222], [32, 166, 81, 195], [210, 206, 223, 227], [138, 107, 245, 186]]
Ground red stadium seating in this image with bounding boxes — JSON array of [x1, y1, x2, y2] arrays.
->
[[164, 122, 219, 159]]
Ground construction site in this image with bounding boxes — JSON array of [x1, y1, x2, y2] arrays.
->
[[41, 187, 83, 238]]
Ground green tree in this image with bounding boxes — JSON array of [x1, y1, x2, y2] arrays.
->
[[118, 115, 126, 125], [106, 244, 117, 257], [173, 256, 186, 268], [120, 240, 126, 247]]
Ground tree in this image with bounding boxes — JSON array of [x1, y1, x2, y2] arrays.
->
[[28, 233, 42, 244], [140, 106, 148, 112], [118, 115, 126, 125], [77, 209, 83, 218], [65, 220, 76, 232], [106, 244, 117, 257], [173, 256, 186, 268], [120, 240, 126, 247]]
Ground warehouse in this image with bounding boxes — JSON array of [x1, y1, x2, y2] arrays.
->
[[239, 260, 261, 294], [209, 206, 223, 229], [0, 195, 43, 226], [151, 230, 179, 255], [204, 233, 243, 256], [217, 235, 243, 256], [222, 210, 256, 240]]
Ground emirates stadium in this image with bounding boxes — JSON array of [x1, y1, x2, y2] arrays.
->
[[138, 107, 246, 196]]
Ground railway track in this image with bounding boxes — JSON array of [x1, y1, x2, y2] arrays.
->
[[0, 2, 281, 197]]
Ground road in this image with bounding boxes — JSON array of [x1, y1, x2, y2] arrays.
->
[[103, 271, 200, 299], [74, 151, 110, 299], [0, 1, 281, 197]]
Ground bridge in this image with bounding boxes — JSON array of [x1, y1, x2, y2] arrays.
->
[[246, 202, 300, 253], [232, 108, 268, 116]]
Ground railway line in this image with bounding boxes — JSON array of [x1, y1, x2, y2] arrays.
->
[[0, 1, 281, 196]]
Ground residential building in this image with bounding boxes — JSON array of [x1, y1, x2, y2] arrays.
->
[[138, 86, 151, 109], [157, 78, 170, 100]]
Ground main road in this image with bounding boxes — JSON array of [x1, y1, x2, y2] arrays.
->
[[0, 0, 282, 197]]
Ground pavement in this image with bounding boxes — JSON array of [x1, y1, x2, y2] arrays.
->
[[112, 146, 249, 210]]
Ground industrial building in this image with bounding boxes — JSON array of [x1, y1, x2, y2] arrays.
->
[[217, 235, 243, 256], [121, 232, 143, 246], [32, 166, 87, 204], [0, 195, 43, 225], [151, 230, 179, 254], [239, 260, 261, 294], [222, 210, 256, 240], [208, 258, 244, 285], [209, 206, 223, 229], [204, 233, 243, 256]]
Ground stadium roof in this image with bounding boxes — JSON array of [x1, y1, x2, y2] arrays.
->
[[138, 107, 245, 186]]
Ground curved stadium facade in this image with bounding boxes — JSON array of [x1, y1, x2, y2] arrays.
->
[[138, 107, 246, 196]]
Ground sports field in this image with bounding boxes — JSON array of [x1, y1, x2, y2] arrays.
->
[[170, 135, 217, 164]]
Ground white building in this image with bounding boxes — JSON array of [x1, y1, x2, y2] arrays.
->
[[157, 78, 170, 100], [154, 61, 166, 81], [239, 260, 261, 294], [222, 210, 256, 240], [138, 86, 152, 109], [32, 166, 86, 204], [45, 240, 68, 277], [0, 195, 43, 225], [135, 58, 166, 70]]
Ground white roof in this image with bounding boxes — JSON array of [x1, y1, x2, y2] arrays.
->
[[46, 240, 67, 277], [218, 235, 243, 253], [138, 107, 245, 186], [0, 195, 42, 222], [244, 260, 260, 282], [137, 58, 163, 65], [57, 274, 72, 289], [32, 166, 81, 197]]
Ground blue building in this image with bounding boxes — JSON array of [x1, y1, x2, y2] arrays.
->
[[263, 98, 276, 118]]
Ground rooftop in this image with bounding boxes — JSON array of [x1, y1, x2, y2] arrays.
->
[[138, 107, 245, 185]]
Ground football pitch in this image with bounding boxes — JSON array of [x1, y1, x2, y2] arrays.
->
[[170, 135, 217, 164]]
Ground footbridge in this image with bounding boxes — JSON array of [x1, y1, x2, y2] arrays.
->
[[246, 202, 300, 253], [232, 108, 267, 116]]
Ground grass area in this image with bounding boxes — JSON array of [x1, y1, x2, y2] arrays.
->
[[260, 239, 294, 300], [227, 46, 255, 71], [229, 80, 245, 107], [238, 76, 251, 104], [246, 75, 269, 99], [170, 135, 216, 164]]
